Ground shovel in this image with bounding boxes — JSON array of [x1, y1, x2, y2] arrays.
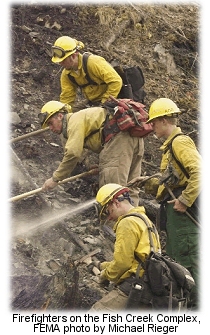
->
[[9, 168, 98, 203]]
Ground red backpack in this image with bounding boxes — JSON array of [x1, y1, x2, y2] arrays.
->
[[102, 96, 153, 143]]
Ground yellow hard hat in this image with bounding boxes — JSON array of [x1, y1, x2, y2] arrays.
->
[[146, 98, 181, 123], [96, 183, 130, 221], [51, 36, 84, 63], [38, 100, 71, 129]]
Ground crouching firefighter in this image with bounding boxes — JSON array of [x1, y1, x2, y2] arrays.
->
[[89, 183, 161, 311], [38, 100, 144, 206]]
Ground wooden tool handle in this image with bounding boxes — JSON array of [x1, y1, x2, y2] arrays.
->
[[10, 127, 50, 144], [9, 168, 99, 202]]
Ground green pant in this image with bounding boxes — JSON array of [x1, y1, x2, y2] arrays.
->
[[165, 203, 200, 309]]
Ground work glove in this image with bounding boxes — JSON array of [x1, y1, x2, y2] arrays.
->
[[127, 172, 161, 195], [42, 177, 58, 192], [97, 269, 109, 287], [88, 165, 99, 175], [92, 260, 101, 270], [127, 176, 149, 188]]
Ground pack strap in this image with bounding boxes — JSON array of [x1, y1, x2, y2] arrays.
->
[[166, 133, 190, 179], [122, 212, 160, 283], [164, 133, 200, 225], [67, 52, 99, 88], [122, 212, 160, 257]]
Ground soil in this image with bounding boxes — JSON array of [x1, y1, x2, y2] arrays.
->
[[9, 3, 200, 310]]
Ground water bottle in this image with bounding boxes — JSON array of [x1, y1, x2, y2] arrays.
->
[[125, 282, 144, 309]]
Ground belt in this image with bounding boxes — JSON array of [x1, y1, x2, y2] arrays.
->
[[161, 186, 185, 204], [118, 275, 136, 296]]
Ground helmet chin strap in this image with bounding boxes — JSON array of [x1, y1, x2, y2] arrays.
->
[[61, 114, 68, 139]]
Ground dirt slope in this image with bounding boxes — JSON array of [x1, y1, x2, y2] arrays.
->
[[9, 3, 200, 309]]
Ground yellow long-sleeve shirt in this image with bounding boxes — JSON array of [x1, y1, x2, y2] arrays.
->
[[100, 206, 161, 284], [60, 53, 122, 106], [144, 127, 201, 207], [52, 106, 106, 182]]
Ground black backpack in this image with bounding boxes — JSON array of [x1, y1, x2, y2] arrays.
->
[[113, 64, 146, 103], [123, 213, 195, 310]]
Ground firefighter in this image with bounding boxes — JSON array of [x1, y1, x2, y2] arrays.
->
[[89, 183, 161, 311], [128, 98, 201, 309], [51, 36, 122, 112], [38, 101, 144, 206]]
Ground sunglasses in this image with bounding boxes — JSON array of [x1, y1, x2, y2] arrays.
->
[[95, 201, 113, 222], [38, 111, 59, 126], [51, 46, 76, 59], [101, 203, 110, 219]]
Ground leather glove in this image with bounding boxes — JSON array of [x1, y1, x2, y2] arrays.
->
[[128, 173, 161, 188], [97, 269, 109, 286], [42, 177, 58, 191], [92, 260, 101, 269], [127, 176, 149, 188]]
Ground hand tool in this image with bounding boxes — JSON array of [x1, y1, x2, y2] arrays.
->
[[127, 173, 161, 187], [9, 168, 98, 202], [163, 183, 200, 228], [10, 127, 50, 144], [159, 173, 200, 228]]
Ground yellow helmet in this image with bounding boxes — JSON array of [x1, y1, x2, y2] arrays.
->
[[51, 36, 84, 63], [146, 98, 181, 123], [38, 100, 71, 129], [96, 183, 130, 221]]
